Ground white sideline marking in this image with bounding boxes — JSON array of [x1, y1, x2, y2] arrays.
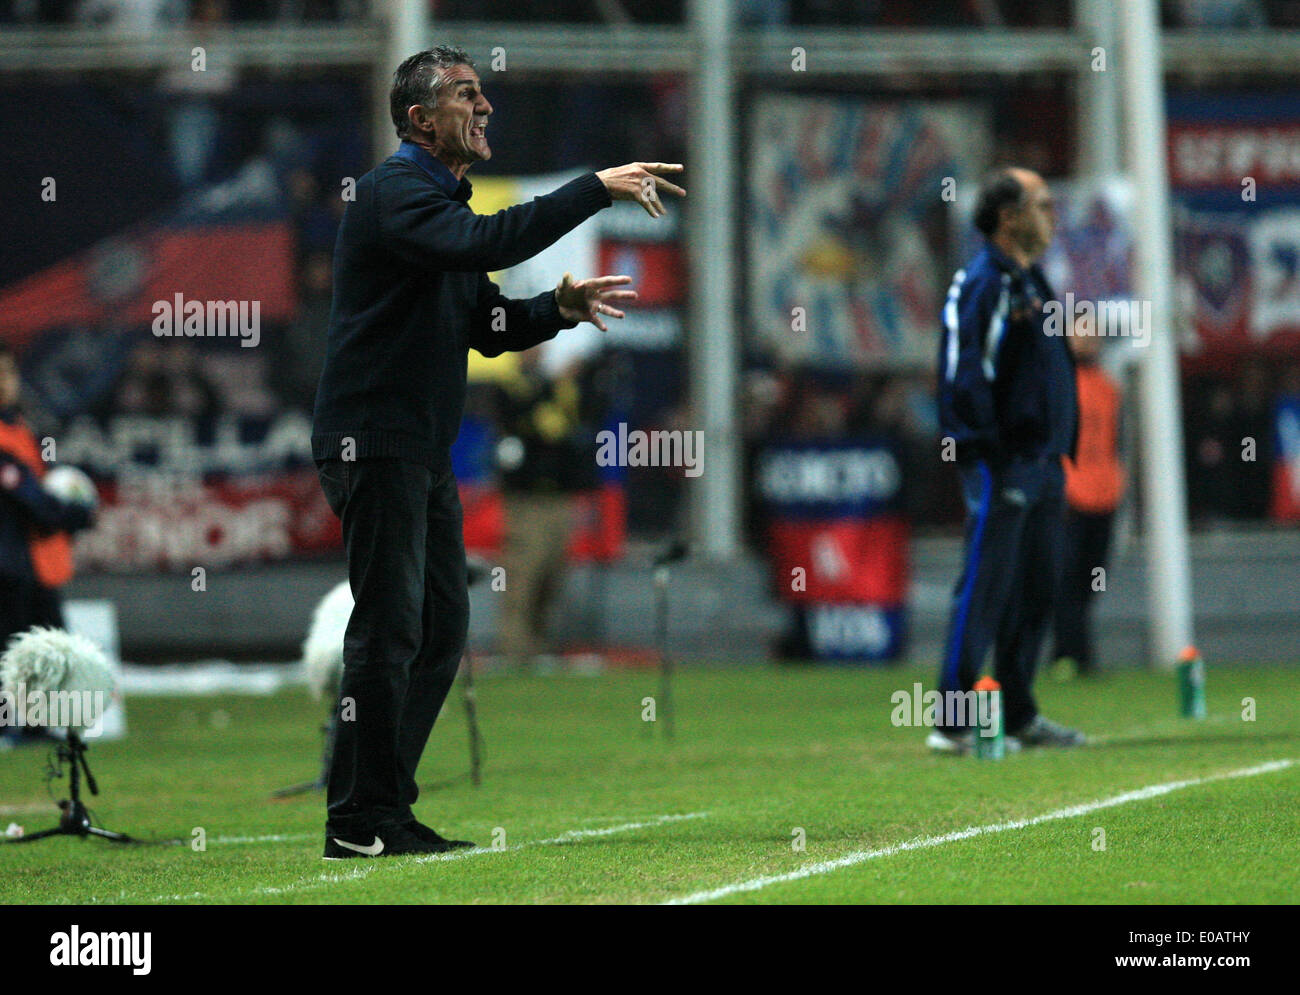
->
[[148, 812, 708, 903], [664, 760, 1295, 905], [415, 811, 708, 864], [0, 802, 62, 817], [256, 865, 374, 896], [211, 833, 315, 845]]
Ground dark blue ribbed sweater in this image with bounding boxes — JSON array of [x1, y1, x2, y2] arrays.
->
[[312, 142, 611, 468]]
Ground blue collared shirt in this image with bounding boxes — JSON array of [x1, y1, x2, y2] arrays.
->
[[394, 141, 469, 200]]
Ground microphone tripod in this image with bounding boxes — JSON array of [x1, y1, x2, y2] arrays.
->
[[8, 732, 136, 844]]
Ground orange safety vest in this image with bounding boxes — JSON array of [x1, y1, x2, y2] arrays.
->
[[0, 418, 75, 588], [1063, 365, 1126, 514]]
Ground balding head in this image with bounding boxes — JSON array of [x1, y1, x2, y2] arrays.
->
[[974, 167, 1056, 265]]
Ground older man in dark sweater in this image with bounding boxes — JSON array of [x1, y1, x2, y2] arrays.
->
[[313, 46, 683, 859]]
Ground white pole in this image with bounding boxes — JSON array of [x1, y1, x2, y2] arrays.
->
[[1075, 0, 1121, 177], [1119, 0, 1195, 668], [1077, 0, 1139, 558], [687, 0, 740, 559], [373, 0, 428, 166]]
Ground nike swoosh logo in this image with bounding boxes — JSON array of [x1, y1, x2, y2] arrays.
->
[[333, 836, 384, 856]]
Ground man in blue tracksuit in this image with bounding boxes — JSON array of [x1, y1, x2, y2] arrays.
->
[[931, 167, 1084, 753]]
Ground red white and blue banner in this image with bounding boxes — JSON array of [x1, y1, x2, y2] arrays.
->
[[56, 412, 337, 573], [1272, 397, 1300, 522], [748, 96, 990, 369], [756, 441, 908, 662], [0, 162, 314, 573], [1168, 92, 1300, 350]]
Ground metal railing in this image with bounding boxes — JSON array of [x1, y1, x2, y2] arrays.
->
[[1, 24, 1298, 75]]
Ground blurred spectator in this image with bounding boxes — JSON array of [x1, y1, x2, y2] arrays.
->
[[1169, 0, 1266, 27], [793, 0, 885, 25], [1277, 361, 1300, 410], [287, 167, 342, 256], [788, 0, 1069, 27], [271, 249, 333, 413], [846, 371, 950, 525], [493, 349, 599, 668], [111, 341, 219, 418], [743, 366, 965, 535], [436, 0, 681, 21], [742, 369, 778, 536], [1234, 359, 1274, 520], [1185, 363, 1276, 524], [739, 0, 790, 25], [1053, 332, 1125, 677], [199, 352, 278, 417], [269, 0, 360, 19], [1273, 360, 1300, 519], [1, 0, 78, 22], [742, 367, 786, 441], [789, 381, 848, 439], [76, 0, 187, 31], [1186, 378, 1240, 524], [3, 0, 367, 17], [157, 0, 237, 189], [1270, 0, 1300, 27]]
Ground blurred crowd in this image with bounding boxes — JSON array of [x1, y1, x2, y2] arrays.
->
[[3, 19, 1296, 551], [743, 366, 960, 537], [0, 0, 365, 25], [1184, 359, 1300, 525], [7, 0, 1300, 28], [743, 355, 1300, 535]]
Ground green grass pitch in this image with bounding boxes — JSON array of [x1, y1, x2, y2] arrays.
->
[[1, 663, 1296, 904]]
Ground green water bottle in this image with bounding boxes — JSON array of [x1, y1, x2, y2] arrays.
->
[[1178, 646, 1207, 719], [973, 676, 1005, 759]]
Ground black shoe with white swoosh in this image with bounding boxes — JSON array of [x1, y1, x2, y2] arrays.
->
[[405, 819, 476, 850], [323, 824, 450, 860]]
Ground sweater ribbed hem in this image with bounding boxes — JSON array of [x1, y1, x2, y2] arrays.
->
[[311, 431, 450, 470], [534, 290, 577, 331], [572, 171, 613, 215]]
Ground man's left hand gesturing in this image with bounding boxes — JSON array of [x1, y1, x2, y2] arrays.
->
[[554, 272, 638, 332]]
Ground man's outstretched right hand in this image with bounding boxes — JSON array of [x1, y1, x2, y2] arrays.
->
[[595, 162, 686, 218]]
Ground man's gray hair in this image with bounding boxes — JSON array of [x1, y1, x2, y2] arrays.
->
[[390, 46, 477, 140]]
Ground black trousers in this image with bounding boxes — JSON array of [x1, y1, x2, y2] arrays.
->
[[317, 457, 469, 837], [937, 457, 1065, 734], [1052, 508, 1114, 672], [0, 574, 65, 646]]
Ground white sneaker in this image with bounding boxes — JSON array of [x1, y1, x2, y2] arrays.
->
[[928, 729, 1023, 755], [926, 729, 973, 755]]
